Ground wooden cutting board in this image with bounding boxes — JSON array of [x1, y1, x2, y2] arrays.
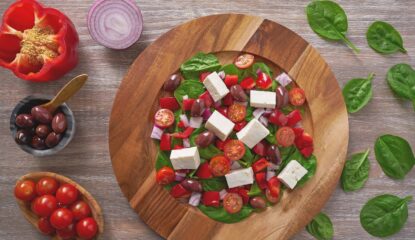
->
[[109, 14, 348, 240]]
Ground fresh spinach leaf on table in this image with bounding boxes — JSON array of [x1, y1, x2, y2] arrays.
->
[[342, 73, 374, 113], [201, 177, 227, 191], [360, 194, 412, 237], [306, 212, 334, 240], [341, 149, 370, 192], [387, 63, 415, 111], [173, 79, 205, 103], [180, 52, 221, 80], [374, 134, 415, 179], [198, 205, 253, 223], [366, 21, 406, 54], [306, 0, 360, 53]]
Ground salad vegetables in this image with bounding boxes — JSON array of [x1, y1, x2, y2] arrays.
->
[[151, 52, 317, 223]]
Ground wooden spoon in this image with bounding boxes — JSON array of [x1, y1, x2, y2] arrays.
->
[[41, 74, 88, 113], [15, 172, 104, 239]]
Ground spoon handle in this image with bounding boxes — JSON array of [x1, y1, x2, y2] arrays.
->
[[42, 74, 88, 113]]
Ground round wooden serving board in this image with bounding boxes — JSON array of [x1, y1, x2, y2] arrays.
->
[[109, 14, 348, 240]]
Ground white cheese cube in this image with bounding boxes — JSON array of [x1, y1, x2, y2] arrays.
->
[[203, 72, 229, 102], [250, 90, 276, 109], [170, 147, 200, 170], [236, 118, 270, 148], [205, 111, 235, 141], [277, 160, 308, 189], [225, 167, 254, 188]]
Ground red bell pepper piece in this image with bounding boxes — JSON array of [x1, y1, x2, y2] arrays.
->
[[199, 72, 211, 82], [0, 0, 79, 82], [222, 93, 234, 106], [252, 158, 270, 172], [240, 77, 256, 90], [256, 72, 272, 89], [177, 121, 185, 128], [286, 110, 302, 127], [159, 97, 179, 111], [255, 172, 267, 189], [196, 162, 212, 179], [253, 141, 268, 156], [170, 184, 191, 198], [171, 127, 194, 139], [183, 99, 195, 111], [215, 139, 229, 151], [238, 188, 249, 205], [268, 110, 288, 127], [160, 134, 171, 151], [199, 91, 214, 107], [202, 191, 220, 207], [300, 146, 314, 158], [173, 145, 184, 150], [234, 121, 247, 132], [224, 75, 238, 87], [293, 128, 304, 138], [216, 106, 228, 117], [301, 133, 313, 148]]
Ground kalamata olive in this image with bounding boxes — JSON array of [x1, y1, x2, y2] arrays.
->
[[31, 136, 46, 150], [190, 99, 205, 117], [266, 145, 282, 164], [35, 124, 51, 138], [181, 179, 202, 192], [163, 74, 182, 92], [250, 196, 267, 209], [230, 85, 248, 102], [31, 106, 52, 124], [276, 86, 289, 109], [15, 114, 35, 128], [15, 129, 32, 145], [195, 131, 215, 148], [45, 132, 61, 148], [52, 113, 67, 134]]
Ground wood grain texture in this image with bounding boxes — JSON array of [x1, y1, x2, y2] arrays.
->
[[0, 1, 414, 239]]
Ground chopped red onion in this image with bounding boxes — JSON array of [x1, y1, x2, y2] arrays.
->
[[87, 0, 143, 49], [266, 170, 276, 181], [150, 125, 164, 140], [175, 172, 186, 182], [231, 161, 242, 170], [268, 163, 279, 171], [219, 189, 228, 200], [253, 108, 266, 119], [256, 68, 263, 75], [179, 114, 189, 127], [214, 100, 222, 109], [235, 101, 248, 106], [183, 138, 190, 148], [294, 121, 303, 128], [275, 72, 293, 87], [189, 117, 203, 128], [202, 108, 213, 121], [189, 192, 202, 207], [259, 116, 269, 127], [218, 71, 226, 79]]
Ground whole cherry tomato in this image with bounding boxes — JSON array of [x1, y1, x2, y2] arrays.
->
[[224, 140, 246, 161], [223, 193, 243, 214], [32, 195, 58, 217], [56, 223, 76, 239], [50, 208, 73, 230], [209, 155, 231, 177], [156, 166, 175, 185], [234, 54, 254, 69], [70, 200, 92, 221], [36, 177, 59, 196], [38, 217, 55, 235], [56, 183, 79, 205], [76, 217, 98, 239], [14, 180, 36, 201]]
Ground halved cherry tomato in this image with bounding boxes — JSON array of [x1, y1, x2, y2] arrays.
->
[[224, 75, 238, 87], [289, 88, 306, 106], [240, 77, 256, 90], [286, 109, 302, 127], [255, 172, 267, 189], [234, 54, 254, 69], [159, 97, 180, 111], [196, 162, 213, 179], [276, 127, 295, 147], [50, 208, 73, 229], [256, 72, 272, 89], [268, 110, 288, 127], [199, 72, 211, 82], [160, 134, 172, 151], [38, 217, 55, 235], [223, 93, 234, 106], [170, 184, 191, 198], [209, 155, 231, 176], [32, 195, 57, 217], [223, 193, 243, 213], [70, 200, 91, 220], [14, 180, 36, 201], [265, 188, 279, 204], [156, 166, 175, 185], [183, 99, 195, 111], [267, 176, 281, 197], [199, 91, 214, 107], [56, 184, 79, 205], [57, 223, 76, 239], [253, 141, 268, 156], [224, 140, 246, 161], [154, 108, 175, 128], [227, 104, 246, 123], [202, 191, 220, 207], [234, 120, 247, 132], [252, 158, 270, 172], [238, 188, 250, 205], [76, 217, 98, 239], [36, 177, 59, 196]]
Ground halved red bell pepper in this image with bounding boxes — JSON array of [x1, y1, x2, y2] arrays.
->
[[255, 172, 267, 189], [196, 162, 212, 179], [159, 97, 179, 111], [202, 191, 220, 207], [199, 72, 211, 82], [222, 93, 234, 106], [240, 77, 256, 90], [0, 0, 79, 82], [252, 158, 270, 172], [199, 91, 214, 108], [171, 127, 194, 139], [286, 110, 302, 127], [224, 75, 238, 87], [170, 184, 191, 198], [183, 99, 195, 111], [160, 134, 171, 151]]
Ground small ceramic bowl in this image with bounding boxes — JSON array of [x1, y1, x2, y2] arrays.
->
[[10, 95, 75, 157]]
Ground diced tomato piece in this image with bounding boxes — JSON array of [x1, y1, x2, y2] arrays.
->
[[302, 133, 313, 148], [255, 172, 267, 189], [183, 99, 195, 111], [300, 146, 314, 158], [240, 77, 256, 90], [267, 176, 281, 198], [160, 134, 171, 151], [177, 121, 185, 128], [252, 158, 270, 173], [171, 127, 194, 139], [159, 97, 180, 111], [268, 110, 288, 127], [199, 91, 214, 107], [293, 128, 304, 138], [222, 93, 234, 106], [224, 75, 238, 87], [196, 162, 212, 179], [253, 141, 268, 156], [286, 110, 302, 127], [202, 191, 220, 207], [234, 121, 247, 132], [215, 139, 229, 151], [173, 145, 184, 149], [170, 184, 191, 198], [216, 106, 228, 117], [199, 72, 211, 82], [256, 72, 272, 90], [238, 188, 250, 205]]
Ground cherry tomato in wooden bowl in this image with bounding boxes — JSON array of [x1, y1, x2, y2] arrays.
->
[[276, 126, 295, 147], [154, 108, 175, 128], [223, 193, 243, 214], [209, 155, 231, 177], [234, 53, 254, 69], [156, 166, 175, 185], [224, 139, 246, 161], [289, 87, 306, 106]]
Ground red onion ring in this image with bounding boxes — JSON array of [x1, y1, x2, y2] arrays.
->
[[87, 0, 143, 49]]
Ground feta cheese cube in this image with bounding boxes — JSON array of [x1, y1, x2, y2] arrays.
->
[[277, 160, 308, 189], [225, 167, 254, 188], [250, 90, 276, 108], [203, 72, 229, 102], [205, 111, 235, 141], [236, 118, 270, 148], [170, 147, 200, 170]]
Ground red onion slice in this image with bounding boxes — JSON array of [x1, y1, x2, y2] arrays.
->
[[266, 170, 276, 181], [218, 71, 226, 79], [253, 108, 265, 119], [275, 72, 292, 87], [175, 172, 186, 182], [231, 161, 242, 170], [189, 117, 203, 128], [88, 0, 143, 49], [259, 116, 269, 127], [150, 125, 164, 139], [189, 192, 202, 206], [179, 114, 189, 127], [183, 138, 191, 148], [202, 108, 213, 121], [219, 189, 228, 200]]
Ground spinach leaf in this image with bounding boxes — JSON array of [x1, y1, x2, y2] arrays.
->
[[366, 21, 406, 54], [306, 212, 334, 240], [245, 106, 254, 121], [342, 73, 374, 113], [180, 52, 221, 80], [155, 150, 172, 170], [220, 64, 242, 80], [173, 80, 205, 103], [341, 149, 370, 192], [239, 145, 255, 167], [280, 148, 317, 187], [251, 62, 273, 78], [201, 177, 227, 191], [265, 125, 277, 144], [386, 63, 415, 111], [374, 134, 415, 179], [360, 194, 412, 237], [306, 0, 359, 53], [248, 182, 262, 197], [198, 205, 253, 223]]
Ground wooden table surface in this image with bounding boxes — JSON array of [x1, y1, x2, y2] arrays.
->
[[0, 0, 414, 239]]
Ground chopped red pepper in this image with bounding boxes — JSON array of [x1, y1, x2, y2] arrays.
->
[[293, 128, 304, 138], [268, 110, 288, 126], [255, 172, 267, 189], [159, 97, 179, 111], [252, 158, 270, 172], [173, 145, 184, 150], [256, 72, 272, 90], [234, 121, 247, 132], [160, 134, 171, 151], [177, 121, 185, 128], [300, 146, 314, 158], [171, 127, 194, 139], [238, 188, 250, 205], [295, 132, 313, 149], [0, 0, 79, 82], [196, 162, 212, 179], [286, 110, 302, 127], [215, 139, 229, 151], [199, 91, 214, 107], [222, 93, 234, 106], [216, 106, 228, 117], [202, 191, 220, 207], [199, 72, 211, 82], [224, 75, 238, 87], [240, 77, 256, 90], [253, 141, 268, 156], [170, 184, 191, 198], [183, 99, 195, 111]]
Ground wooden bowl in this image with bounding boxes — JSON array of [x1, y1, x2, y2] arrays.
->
[[15, 172, 104, 239], [109, 14, 348, 239]]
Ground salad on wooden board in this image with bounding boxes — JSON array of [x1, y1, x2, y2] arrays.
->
[[150, 52, 317, 223]]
